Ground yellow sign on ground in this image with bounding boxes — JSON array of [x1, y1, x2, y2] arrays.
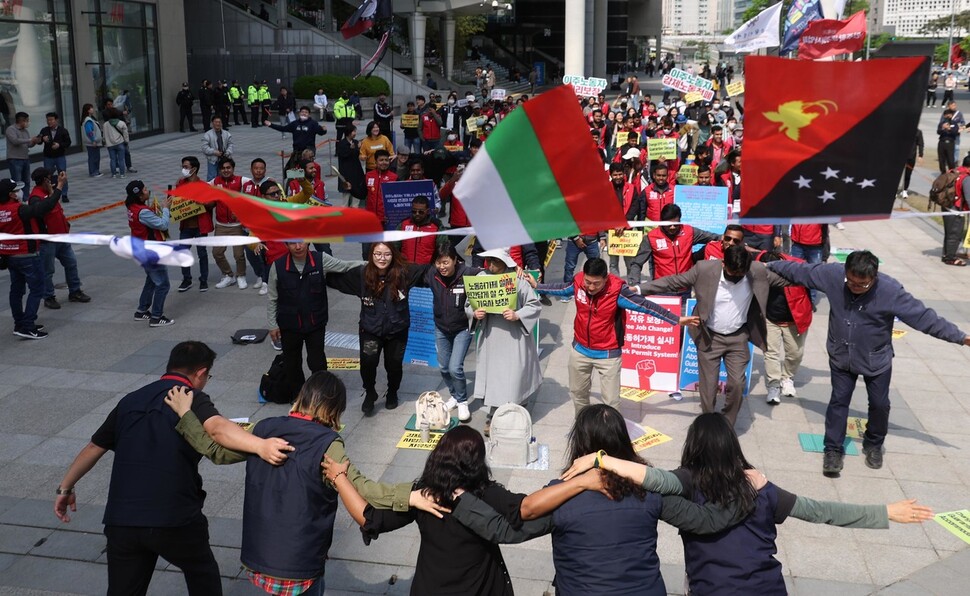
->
[[400, 114, 419, 128], [620, 387, 656, 402], [846, 417, 868, 440], [892, 328, 907, 339], [726, 81, 745, 97], [327, 357, 360, 370], [631, 426, 672, 451], [608, 229, 643, 257], [396, 430, 443, 450], [935, 510, 970, 545]]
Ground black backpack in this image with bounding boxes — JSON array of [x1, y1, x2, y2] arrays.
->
[[259, 354, 295, 404], [929, 169, 960, 209]]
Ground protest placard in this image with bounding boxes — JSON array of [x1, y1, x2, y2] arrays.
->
[[631, 426, 673, 451], [490, 89, 507, 100], [845, 417, 868, 440], [562, 75, 609, 97], [647, 138, 677, 160], [381, 180, 440, 230], [676, 165, 699, 185], [607, 229, 643, 257], [620, 387, 656, 402], [891, 328, 907, 339], [464, 273, 518, 314], [726, 81, 745, 97], [661, 68, 715, 101], [684, 91, 703, 104], [169, 199, 207, 223], [403, 287, 438, 368], [620, 296, 682, 392], [679, 299, 753, 394], [615, 130, 638, 148], [400, 114, 419, 128], [674, 185, 729, 232]]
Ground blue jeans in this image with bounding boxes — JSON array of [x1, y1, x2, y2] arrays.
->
[[7, 255, 44, 331], [137, 264, 170, 318], [8, 158, 30, 194], [39, 241, 81, 298], [85, 146, 102, 176], [107, 145, 125, 175], [789, 243, 824, 305], [206, 161, 218, 181], [435, 327, 473, 403], [404, 136, 421, 154], [563, 239, 601, 282], [43, 156, 68, 198], [178, 228, 209, 284]]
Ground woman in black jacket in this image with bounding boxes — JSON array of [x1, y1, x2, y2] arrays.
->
[[335, 124, 366, 207]]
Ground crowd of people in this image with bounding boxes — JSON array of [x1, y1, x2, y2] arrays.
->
[[0, 63, 962, 595]]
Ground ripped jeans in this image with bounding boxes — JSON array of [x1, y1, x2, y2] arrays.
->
[[359, 329, 408, 397]]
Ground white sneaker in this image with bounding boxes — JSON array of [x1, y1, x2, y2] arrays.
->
[[900, 189, 909, 199], [457, 402, 471, 422], [781, 378, 797, 397], [252, 279, 263, 289], [237, 277, 248, 290], [835, 222, 845, 230], [766, 387, 781, 405], [258, 285, 269, 296], [215, 275, 236, 289], [443, 397, 458, 411]]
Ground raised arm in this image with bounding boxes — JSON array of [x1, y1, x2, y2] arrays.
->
[[619, 284, 696, 327], [790, 496, 932, 528], [325, 265, 365, 296], [637, 266, 700, 296], [893, 287, 968, 345]]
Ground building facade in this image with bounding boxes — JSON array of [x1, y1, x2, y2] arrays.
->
[[871, 0, 970, 37]]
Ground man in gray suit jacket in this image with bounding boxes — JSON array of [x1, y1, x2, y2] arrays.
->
[[637, 244, 789, 426]]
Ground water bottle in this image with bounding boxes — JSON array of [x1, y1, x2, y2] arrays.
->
[[420, 421, 430, 443]]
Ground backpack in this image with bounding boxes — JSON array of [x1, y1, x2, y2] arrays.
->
[[486, 403, 535, 467], [416, 391, 451, 430], [929, 169, 960, 209], [259, 354, 294, 404]]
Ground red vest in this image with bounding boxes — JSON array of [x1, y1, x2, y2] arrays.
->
[[790, 224, 824, 246], [29, 186, 69, 234], [778, 254, 813, 334], [0, 201, 27, 254], [644, 183, 675, 222], [649, 225, 697, 280], [127, 203, 164, 241], [572, 273, 626, 351], [399, 219, 440, 264], [211, 175, 247, 225], [420, 111, 441, 140], [365, 169, 397, 223], [955, 167, 970, 210], [175, 178, 214, 234], [703, 240, 723, 260]]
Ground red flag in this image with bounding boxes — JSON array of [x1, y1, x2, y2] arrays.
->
[[798, 10, 867, 60], [742, 56, 928, 219], [170, 182, 382, 240]]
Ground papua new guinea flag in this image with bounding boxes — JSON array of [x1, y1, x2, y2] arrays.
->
[[741, 56, 928, 219]]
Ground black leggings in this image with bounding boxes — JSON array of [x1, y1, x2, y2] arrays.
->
[[902, 158, 916, 191], [360, 330, 408, 396]]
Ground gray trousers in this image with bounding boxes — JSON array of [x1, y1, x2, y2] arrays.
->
[[696, 327, 750, 426], [942, 212, 967, 261]]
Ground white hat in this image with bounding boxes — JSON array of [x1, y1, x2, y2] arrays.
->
[[478, 248, 517, 268], [623, 147, 641, 160]]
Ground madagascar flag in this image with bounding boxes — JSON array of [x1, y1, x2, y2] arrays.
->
[[742, 56, 928, 219], [170, 182, 382, 240]]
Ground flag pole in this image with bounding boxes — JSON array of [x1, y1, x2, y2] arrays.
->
[[948, 0, 956, 71]]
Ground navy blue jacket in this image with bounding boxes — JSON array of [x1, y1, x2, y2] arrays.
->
[[419, 262, 481, 334], [768, 261, 966, 375], [241, 415, 339, 579], [269, 117, 326, 152]]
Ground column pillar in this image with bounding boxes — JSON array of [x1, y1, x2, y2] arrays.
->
[[593, 0, 608, 78], [443, 12, 456, 81], [410, 11, 427, 82], [564, 0, 585, 76], [324, 0, 333, 31], [277, 0, 288, 28]]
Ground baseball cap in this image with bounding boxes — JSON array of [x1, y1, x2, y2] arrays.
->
[[623, 148, 641, 160], [397, 145, 411, 156], [0, 179, 24, 196], [125, 180, 145, 198]]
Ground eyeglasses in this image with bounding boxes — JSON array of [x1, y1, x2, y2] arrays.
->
[[411, 209, 427, 215], [265, 190, 282, 197], [373, 253, 393, 260], [722, 236, 743, 245], [844, 277, 873, 290]]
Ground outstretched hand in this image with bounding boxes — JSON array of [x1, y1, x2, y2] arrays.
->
[[887, 499, 934, 524]]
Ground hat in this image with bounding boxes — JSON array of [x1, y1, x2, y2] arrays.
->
[[125, 180, 145, 199], [0, 178, 24, 196], [734, 124, 744, 131], [397, 144, 411, 156], [675, 114, 687, 124], [478, 248, 517, 269], [623, 148, 641, 160]]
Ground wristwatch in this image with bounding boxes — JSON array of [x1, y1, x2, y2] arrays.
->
[[55, 487, 74, 496]]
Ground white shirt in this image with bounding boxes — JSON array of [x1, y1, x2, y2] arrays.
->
[[706, 271, 753, 335], [314, 94, 328, 108]]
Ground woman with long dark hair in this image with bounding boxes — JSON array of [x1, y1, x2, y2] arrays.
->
[[562, 413, 934, 595], [327, 242, 426, 414]]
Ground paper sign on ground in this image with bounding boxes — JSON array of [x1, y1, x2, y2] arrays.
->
[[684, 91, 703, 104], [845, 417, 868, 440], [381, 180, 440, 231], [891, 328, 907, 339], [620, 387, 656, 402], [679, 299, 753, 394], [677, 165, 699, 185], [464, 272, 518, 313], [621, 296, 682, 392], [934, 510, 970, 545], [327, 357, 360, 370], [607, 229, 643, 257], [798, 433, 858, 455], [169, 199, 207, 223], [647, 138, 678, 161], [403, 287, 438, 368], [400, 114, 419, 128], [726, 81, 745, 97], [674, 186, 730, 237], [396, 430, 443, 450], [631, 426, 673, 451]]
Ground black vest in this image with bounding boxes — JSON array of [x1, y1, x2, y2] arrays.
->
[[103, 376, 206, 528], [358, 273, 410, 337], [274, 252, 329, 333], [240, 416, 339, 579]]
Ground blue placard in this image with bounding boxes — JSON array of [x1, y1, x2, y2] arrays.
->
[[533, 62, 546, 87], [380, 180, 441, 231], [675, 185, 729, 234], [404, 287, 438, 368], [678, 299, 753, 395]]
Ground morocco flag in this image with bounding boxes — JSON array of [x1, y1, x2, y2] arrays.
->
[[170, 182, 382, 240], [798, 10, 867, 60], [741, 56, 928, 220], [454, 85, 626, 250]]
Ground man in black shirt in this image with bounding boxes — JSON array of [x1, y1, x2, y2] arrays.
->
[[176, 83, 197, 132], [54, 342, 293, 594]]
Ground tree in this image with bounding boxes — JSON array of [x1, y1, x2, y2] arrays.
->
[[921, 10, 970, 34], [454, 15, 487, 58]]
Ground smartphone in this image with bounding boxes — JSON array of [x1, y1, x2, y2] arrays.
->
[[286, 168, 305, 180]]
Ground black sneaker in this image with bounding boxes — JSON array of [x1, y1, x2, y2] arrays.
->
[[68, 291, 91, 303], [361, 390, 378, 416], [61, 196, 69, 203], [44, 297, 61, 310], [178, 279, 193, 292], [149, 316, 175, 327], [34, 324, 45, 332], [13, 328, 48, 339], [199, 282, 209, 292], [822, 450, 844, 477], [385, 392, 399, 410], [862, 444, 884, 469], [133, 311, 151, 321]]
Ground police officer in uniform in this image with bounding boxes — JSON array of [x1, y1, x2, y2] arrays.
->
[[248, 79, 261, 128], [230, 80, 248, 126]]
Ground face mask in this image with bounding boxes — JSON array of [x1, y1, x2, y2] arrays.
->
[[181, 168, 192, 178], [299, 115, 308, 121], [447, 135, 457, 141], [448, 99, 455, 105], [713, 104, 720, 110], [727, 122, 736, 131], [734, 132, 743, 141], [663, 128, 672, 134]]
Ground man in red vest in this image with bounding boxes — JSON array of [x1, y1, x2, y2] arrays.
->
[[126, 180, 175, 327], [759, 252, 813, 404], [398, 196, 442, 264], [646, 204, 720, 287], [210, 157, 251, 289], [365, 150, 397, 228], [943, 155, 970, 266]]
